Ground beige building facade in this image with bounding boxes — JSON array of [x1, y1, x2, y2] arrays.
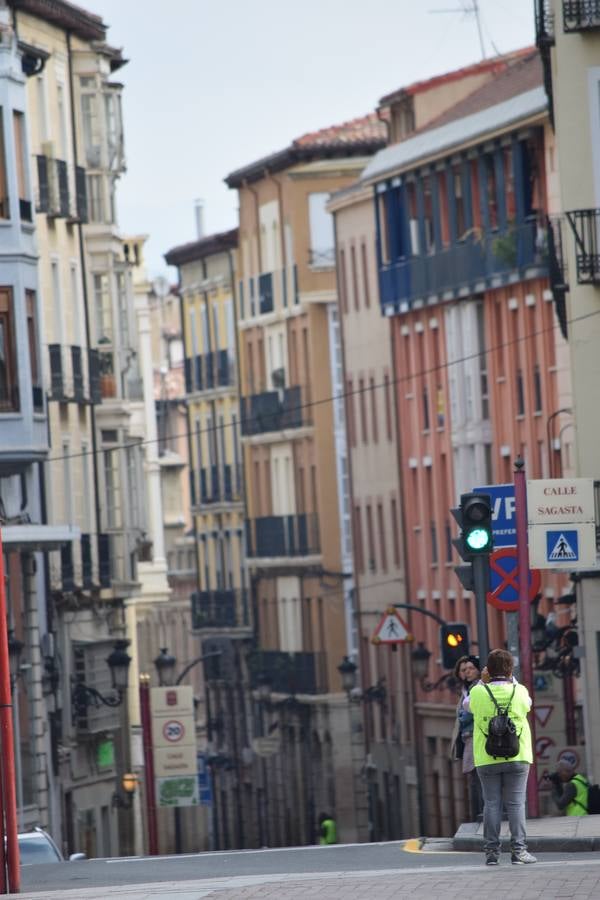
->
[[537, 0, 600, 782]]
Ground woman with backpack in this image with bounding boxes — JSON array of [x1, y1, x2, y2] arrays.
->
[[464, 648, 536, 866]]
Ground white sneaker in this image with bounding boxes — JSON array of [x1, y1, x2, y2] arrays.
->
[[511, 849, 537, 865]]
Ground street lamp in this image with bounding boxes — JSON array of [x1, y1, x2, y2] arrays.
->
[[71, 639, 132, 713], [410, 641, 457, 693], [337, 656, 357, 694], [153, 647, 177, 687], [112, 771, 139, 809]]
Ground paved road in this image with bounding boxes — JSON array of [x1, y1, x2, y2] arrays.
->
[[16, 842, 600, 898]]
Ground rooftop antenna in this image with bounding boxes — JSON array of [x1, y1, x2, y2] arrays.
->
[[429, 0, 487, 60]]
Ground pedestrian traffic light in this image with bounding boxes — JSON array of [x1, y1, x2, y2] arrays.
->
[[440, 622, 470, 670]]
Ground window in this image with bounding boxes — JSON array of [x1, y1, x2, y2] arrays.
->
[[13, 112, 30, 220], [377, 503, 387, 572], [360, 242, 371, 307], [57, 83, 68, 161], [0, 288, 18, 411], [430, 521, 438, 565], [103, 447, 122, 529], [377, 191, 390, 264], [477, 302, 489, 419], [26, 290, 40, 391], [353, 505, 364, 574], [533, 364, 542, 413], [484, 154, 498, 229], [93, 273, 112, 343], [390, 497, 401, 567], [453, 165, 465, 239], [346, 377, 356, 447], [445, 520, 453, 563], [338, 249, 348, 314], [116, 271, 129, 349], [87, 174, 104, 222], [365, 504, 376, 572], [369, 376, 378, 443], [350, 244, 359, 311], [516, 369, 525, 416], [308, 193, 334, 266], [422, 385, 430, 431], [36, 76, 48, 143], [359, 377, 368, 443], [384, 373, 393, 441], [0, 113, 8, 219], [81, 89, 100, 167]]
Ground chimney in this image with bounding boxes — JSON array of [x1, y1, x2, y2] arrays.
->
[[194, 199, 204, 240]]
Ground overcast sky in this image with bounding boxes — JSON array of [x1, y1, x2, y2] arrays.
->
[[89, 0, 535, 281]]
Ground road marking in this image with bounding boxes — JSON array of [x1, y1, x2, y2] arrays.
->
[[104, 840, 404, 864], [402, 838, 422, 853]]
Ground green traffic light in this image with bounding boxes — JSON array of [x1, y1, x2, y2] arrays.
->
[[465, 527, 492, 551]]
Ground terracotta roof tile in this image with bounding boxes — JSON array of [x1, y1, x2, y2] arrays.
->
[[293, 112, 387, 148], [379, 46, 536, 106], [419, 50, 543, 133]]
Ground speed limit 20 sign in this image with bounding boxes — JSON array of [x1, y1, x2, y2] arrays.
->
[[162, 719, 186, 743]]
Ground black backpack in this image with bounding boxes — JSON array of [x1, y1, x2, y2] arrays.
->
[[575, 779, 600, 814], [482, 683, 520, 760]]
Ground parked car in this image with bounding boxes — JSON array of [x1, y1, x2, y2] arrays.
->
[[18, 828, 87, 865]]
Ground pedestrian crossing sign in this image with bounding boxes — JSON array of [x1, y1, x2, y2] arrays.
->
[[371, 608, 413, 645], [546, 530, 579, 563]]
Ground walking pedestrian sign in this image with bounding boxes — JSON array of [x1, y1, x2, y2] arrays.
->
[[371, 608, 412, 645], [547, 530, 579, 562]]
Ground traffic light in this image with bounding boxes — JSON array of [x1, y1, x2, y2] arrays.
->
[[440, 622, 470, 670], [451, 492, 493, 591]]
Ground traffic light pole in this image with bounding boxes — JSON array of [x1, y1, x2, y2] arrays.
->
[[472, 556, 490, 665]]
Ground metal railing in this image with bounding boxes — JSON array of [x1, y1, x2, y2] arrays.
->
[[36, 156, 88, 222], [48, 344, 90, 403], [565, 209, 600, 284], [535, 0, 555, 42], [191, 589, 250, 630], [240, 385, 310, 436], [184, 350, 235, 394], [248, 650, 328, 695], [379, 219, 547, 308], [563, 0, 600, 31], [197, 464, 242, 505], [246, 513, 320, 559]]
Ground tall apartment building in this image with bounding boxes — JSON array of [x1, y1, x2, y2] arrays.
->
[[0, 0, 170, 858], [361, 49, 573, 834], [224, 117, 386, 845], [536, 0, 600, 783]]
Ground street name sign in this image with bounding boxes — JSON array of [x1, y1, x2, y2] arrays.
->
[[527, 478, 597, 569]]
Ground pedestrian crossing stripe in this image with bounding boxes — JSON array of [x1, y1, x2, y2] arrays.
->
[[546, 530, 579, 562]]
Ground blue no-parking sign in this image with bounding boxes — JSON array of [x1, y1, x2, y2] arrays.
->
[[474, 483, 516, 547]]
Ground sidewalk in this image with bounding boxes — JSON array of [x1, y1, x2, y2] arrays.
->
[[453, 813, 600, 852], [11, 860, 600, 899]]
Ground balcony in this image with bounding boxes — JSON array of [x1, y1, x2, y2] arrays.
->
[[246, 514, 320, 560], [565, 209, 600, 284], [379, 219, 545, 309], [197, 465, 242, 506], [184, 350, 235, 394], [36, 156, 87, 222], [241, 386, 309, 436], [48, 345, 91, 403], [546, 215, 569, 339], [248, 650, 327, 695], [60, 543, 75, 593], [191, 589, 250, 630], [563, 1, 600, 31]]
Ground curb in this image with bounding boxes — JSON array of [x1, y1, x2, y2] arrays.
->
[[453, 834, 600, 852]]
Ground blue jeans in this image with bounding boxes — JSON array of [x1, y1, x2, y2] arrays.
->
[[477, 762, 530, 852]]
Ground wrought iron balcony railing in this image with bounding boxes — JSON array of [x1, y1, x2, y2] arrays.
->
[[196, 465, 242, 506], [379, 219, 547, 308], [248, 650, 328, 695], [563, 0, 600, 32], [565, 209, 600, 285], [246, 513, 320, 559], [184, 350, 235, 394], [191, 589, 249, 630], [241, 385, 309, 436], [546, 215, 569, 339]]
